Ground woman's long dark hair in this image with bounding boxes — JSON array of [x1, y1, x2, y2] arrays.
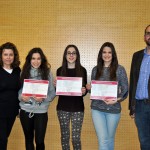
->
[[0, 42, 20, 68], [60, 44, 84, 77], [20, 48, 50, 86], [96, 42, 118, 81]]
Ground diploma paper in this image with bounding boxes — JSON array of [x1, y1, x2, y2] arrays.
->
[[90, 80, 118, 101], [56, 77, 82, 96], [22, 79, 49, 98]]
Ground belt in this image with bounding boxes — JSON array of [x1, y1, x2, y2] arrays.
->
[[136, 99, 150, 104]]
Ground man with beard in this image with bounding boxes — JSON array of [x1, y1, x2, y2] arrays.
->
[[129, 24, 150, 150]]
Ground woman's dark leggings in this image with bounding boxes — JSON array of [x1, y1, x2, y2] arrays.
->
[[0, 116, 16, 150], [57, 110, 84, 150], [20, 110, 48, 150]]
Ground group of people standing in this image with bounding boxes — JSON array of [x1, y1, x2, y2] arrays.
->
[[0, 24, 150, 150]]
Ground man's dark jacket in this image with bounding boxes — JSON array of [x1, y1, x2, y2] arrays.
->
[[129, 49, 150, 115]]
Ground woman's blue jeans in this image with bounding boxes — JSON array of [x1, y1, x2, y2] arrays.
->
[[92, 109, 121, 150]]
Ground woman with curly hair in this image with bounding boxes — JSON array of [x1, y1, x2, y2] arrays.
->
[[19, 48, 55, 150], [0, 42, 21, 150]]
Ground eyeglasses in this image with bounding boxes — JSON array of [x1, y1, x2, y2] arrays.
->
[[145, 32, 150, 36], [67, 52, 76, 56]]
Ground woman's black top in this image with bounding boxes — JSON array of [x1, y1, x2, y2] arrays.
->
[[56, 67, 87, 112], [0, 67, 21, 117]]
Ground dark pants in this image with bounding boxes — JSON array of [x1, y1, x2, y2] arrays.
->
[[0, 116, 16, 150], [20, 110, 48, 150], [57, 110, 84, 150], [135, 100, 150, 150]]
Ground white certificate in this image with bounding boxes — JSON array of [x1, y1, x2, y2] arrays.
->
[[90, 80, 118, 101], [22, 79, 49, 98], [56, 76, 82, 96]]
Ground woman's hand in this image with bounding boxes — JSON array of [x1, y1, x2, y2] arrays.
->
[[104, 97, 121, 105], [103, 99, 118, 105], [21, 95, 30, 102], [81, 87, 86, 95], [33, 97, 43, 102], [53, 79, 57, 87], [86, 83, 91, 91]]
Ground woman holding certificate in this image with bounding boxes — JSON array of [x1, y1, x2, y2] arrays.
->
[[55, 45, 87, 150], [86, 42, 128, 150], [18, 48, 55, 150], [0, 42, 21, 150]]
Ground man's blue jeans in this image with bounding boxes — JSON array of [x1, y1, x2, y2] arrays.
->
[[135, 100, 150, 150], [92, 109, 121, 150]]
